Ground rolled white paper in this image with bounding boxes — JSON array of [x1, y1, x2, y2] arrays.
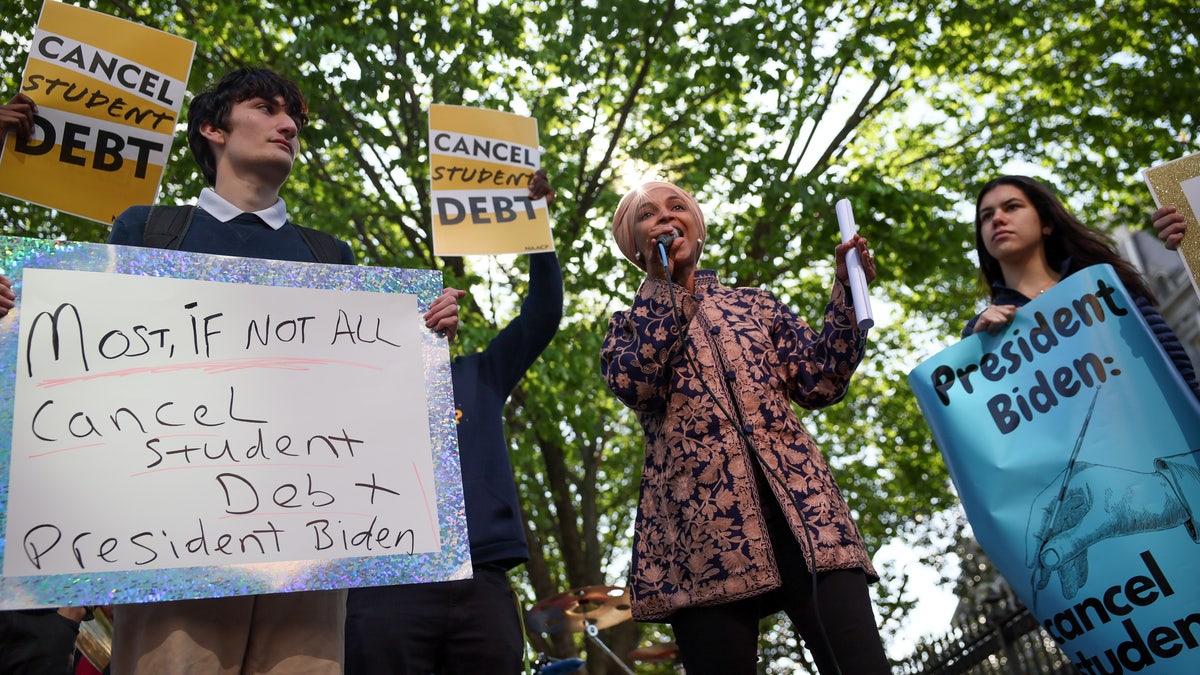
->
[[834, 198, 875, 331]]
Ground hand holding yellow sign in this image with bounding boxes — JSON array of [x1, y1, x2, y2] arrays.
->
[[429, 105, 554, 256], [0, 1, 195, 224]]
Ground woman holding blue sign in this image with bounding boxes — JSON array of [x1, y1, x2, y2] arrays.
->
[[964, 175, 1199, 397], [600, 181, 887, 675], [916, 176, 1200, 672]]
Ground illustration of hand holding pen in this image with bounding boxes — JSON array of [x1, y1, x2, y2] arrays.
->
[[1025, 388, 1193, 604]]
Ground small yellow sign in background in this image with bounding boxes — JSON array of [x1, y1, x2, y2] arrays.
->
[[429, 104, 553, 256]]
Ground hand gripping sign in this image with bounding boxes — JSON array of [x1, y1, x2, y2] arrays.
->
[[0, 236, 470, 609], [0, 1, 194, 224]]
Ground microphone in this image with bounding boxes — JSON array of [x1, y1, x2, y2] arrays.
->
[[655, 231, 678, 268]]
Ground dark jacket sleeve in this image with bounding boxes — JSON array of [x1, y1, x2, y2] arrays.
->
[[962, 312, 981, 338], [475, 251, 563, 394], [108, 205, 153, 246], [1136, 295, 1200, 401], [600, 277, 691, 414], [769, 282, 865, 409]]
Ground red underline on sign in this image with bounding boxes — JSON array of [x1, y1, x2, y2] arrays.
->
[[28, 442, 107, 459], [413, 461, 437, 535], [217, 510, 371, 520], [36, 357, 384, 388], [25, 435, 223, 460], [131, 462, 345, 478]]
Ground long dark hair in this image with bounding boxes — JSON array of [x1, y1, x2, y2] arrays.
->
[[973, 175, 1156, 304]]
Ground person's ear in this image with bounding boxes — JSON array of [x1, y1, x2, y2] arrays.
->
[[198, 121, 226, 146]]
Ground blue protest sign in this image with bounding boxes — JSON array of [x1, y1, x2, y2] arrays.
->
[[910, 265, 1200, 673]]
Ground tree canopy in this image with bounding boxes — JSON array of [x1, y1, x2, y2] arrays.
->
[[2, 1, 1196, 671]]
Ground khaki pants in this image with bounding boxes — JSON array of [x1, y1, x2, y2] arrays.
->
[[110, 590, 346, 675]]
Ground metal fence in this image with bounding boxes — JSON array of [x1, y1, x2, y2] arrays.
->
[[894, 595, 1079, 674]]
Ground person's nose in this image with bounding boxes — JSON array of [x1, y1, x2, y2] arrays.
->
[[277, 113, 298, 138]]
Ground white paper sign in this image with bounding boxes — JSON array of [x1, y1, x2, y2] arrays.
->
[[6, 268, 439, 577]]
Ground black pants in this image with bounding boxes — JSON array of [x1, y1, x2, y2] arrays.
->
[[0, 609, 79, 675], [670, 477, 890, 675], [344, 565, 524, 675], [670, 567, 889, 675]]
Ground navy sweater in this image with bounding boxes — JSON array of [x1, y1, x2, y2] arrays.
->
[[109, 205, 355, 265], [451, 251, 562, 568]]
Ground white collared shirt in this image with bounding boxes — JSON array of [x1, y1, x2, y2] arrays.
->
[[197, 188, 289, 230]]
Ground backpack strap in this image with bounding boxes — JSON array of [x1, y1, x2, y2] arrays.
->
[[142, 205, 197, 250], [295, 224, 344, 264], [143, 205, 343, 263]]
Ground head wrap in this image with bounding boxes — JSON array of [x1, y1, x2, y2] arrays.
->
[[611, 181, 706, 270]]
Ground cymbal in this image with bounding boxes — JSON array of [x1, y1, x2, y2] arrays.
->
[[629, 641, 679, 662], [528, 585, 632, 634]]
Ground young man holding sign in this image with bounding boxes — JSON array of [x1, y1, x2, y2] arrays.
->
[[345, 172, 560, 675], [103, 67, 464, 675]]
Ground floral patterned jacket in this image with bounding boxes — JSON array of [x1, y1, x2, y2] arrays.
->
[[601, 270, 877, 621]]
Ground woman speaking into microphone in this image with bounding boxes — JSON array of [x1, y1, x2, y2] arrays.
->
[[600, 181, 888, 675]]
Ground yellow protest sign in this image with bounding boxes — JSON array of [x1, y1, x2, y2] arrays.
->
[[0, 1, 195, 224], [429, 105, 554, 256]]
